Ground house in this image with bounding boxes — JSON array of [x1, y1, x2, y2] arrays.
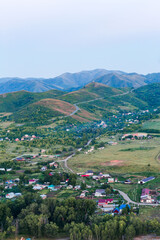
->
[[67, 185, 73, 189], [41, 166, 47, 171], [74, 185, 81, 190], [16, 157, 25, 162], [80, 192, 86, 198], [113, 208, 119, 214], [101, 206, 115, 213], [14, 193, 22, 197], [29, 179, 37, 185], [0, 168, 5, 171], [53, 162, 58, 168], [49, 161, 55, 167], [93, 173, 111, 180], [6, 192, 15, 199], [81, 174, 90, 177], [85, 170, 94, 176], [102, 174, 111, 178], [95, 189, 105, 197], [98, 199, 114, 207], [33, 184, 43, 190], [113, 204, 131, 214], [138, 176, 155, 184], [48, 185, 55, 190], [140, 188, 155, 203], [92, 175, 100, 180], [124, 179, 132, 184], [5, 180, 13, 184], [40, 194, 47, 199], [54, 185, 62, 190], [65, 179, 69, 183], [6, 168, 12, 172], [108, 178, 114, 183]]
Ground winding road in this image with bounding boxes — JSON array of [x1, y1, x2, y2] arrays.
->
[[57, 154, 75, 173], [57, 139, 93, 173], [64, 88, 135, 118]]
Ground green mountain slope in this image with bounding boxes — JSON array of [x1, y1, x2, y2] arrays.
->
[[0, 89, 65, 112], [1, 82, 160, 125], [60, 82, 123, 104], [134, 83, 160, 107]]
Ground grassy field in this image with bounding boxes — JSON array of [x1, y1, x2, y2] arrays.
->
[[69, 138, 160, 174], [139, 205, 160, 220], [143, 118, 160, 130]]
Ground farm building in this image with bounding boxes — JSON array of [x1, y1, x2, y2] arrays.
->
[[138, 176, 155, 184]]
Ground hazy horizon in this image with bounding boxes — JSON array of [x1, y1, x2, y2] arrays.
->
[[1, 0, 160, 78]]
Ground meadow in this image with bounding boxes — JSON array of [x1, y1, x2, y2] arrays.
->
[[68, 137, 160, 174], [143, 118, 160, 131]]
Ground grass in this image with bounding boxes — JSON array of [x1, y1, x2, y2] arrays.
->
[[139, 205, 160, 220], [68, 138, 160, 174], [143, 118, 160, 130], [0, 121, 14, 128], [56, 189, 79, 199]]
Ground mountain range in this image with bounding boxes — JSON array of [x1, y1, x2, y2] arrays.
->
[[1, 69, 160, 94]]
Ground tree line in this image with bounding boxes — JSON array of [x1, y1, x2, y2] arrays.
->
[[0, 193, 159, 239]]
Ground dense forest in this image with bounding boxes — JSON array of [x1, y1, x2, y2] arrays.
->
[[0, 193, 159, 239]]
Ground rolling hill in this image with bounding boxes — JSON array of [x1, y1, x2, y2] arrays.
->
[[0, 89, 65, 112], [1, 82, 160, 124]]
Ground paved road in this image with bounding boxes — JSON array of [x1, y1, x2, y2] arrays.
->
[[116, 189, 160, 206]]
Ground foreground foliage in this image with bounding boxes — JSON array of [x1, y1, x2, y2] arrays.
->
[[0, 194, 159, 239]]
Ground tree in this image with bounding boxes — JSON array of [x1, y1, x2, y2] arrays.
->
[[125, 225, 136, 240], [45, 222, 59, 237]]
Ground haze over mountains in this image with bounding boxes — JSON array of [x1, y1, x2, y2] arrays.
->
[[1, 69, 160, 94]]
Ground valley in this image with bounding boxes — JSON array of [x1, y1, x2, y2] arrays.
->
[[0, 81, 160, 239]]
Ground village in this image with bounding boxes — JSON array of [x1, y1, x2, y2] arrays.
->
[[0, 157, 159, 217]]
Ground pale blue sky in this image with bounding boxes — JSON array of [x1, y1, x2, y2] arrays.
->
[[1, 0, 160, 77]]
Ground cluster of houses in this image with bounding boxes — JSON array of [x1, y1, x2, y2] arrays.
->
[[85, 146, 94, 154], [80, 170, 117, 183], [140, 188, 159, 204], [95, 191, 131, 214], [41, 162, 58, 171], [15, 154, 39, 162], [97, 121, 107, 128], [121, 133, 148, 140], [15, 134, 38, 142]]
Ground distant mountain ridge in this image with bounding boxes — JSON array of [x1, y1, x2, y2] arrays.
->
[[1, 69, 160, 94]]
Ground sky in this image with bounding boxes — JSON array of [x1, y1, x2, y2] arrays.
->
[[0, 0, 160, 77]]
